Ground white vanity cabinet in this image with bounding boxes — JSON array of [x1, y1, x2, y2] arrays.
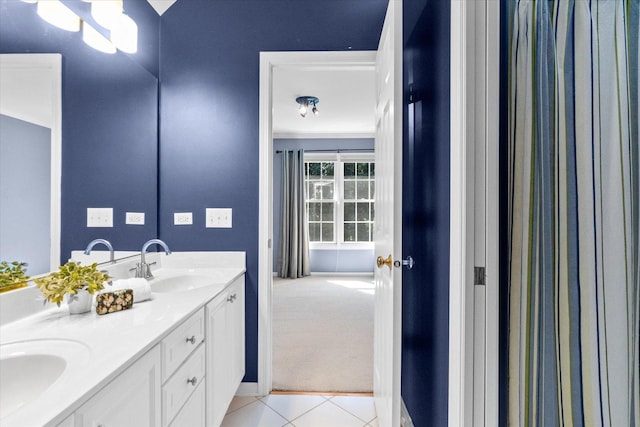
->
[[72, 308, 207, 427], [46, 274, 245, 427], [74, 346, 162, 427], [206, 276, 245, 427]]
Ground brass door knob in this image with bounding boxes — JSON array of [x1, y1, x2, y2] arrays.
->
[[376, 255, 393, 269]]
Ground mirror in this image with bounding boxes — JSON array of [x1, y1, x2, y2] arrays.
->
[[0, 0, 160, 284], [0, 54, 61, 276]]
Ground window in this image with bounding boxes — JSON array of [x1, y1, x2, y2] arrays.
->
[[304, 154, 375, 245], [342, 161, 375, 242], [305, 161, 335, 242]]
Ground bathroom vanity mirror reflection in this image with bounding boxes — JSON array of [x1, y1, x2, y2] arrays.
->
[[0, 0, 160, 284], [0, 54, 61, 277]]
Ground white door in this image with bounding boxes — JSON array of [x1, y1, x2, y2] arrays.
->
[[373, 1, 402, 426]]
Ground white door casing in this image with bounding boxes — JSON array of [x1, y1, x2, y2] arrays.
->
[[373, 1, 402, 426], [449, 0, 500, 425], [257, 50, 377, 397]]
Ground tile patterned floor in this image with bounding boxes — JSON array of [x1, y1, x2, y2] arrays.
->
[[222, 394, 378, 427]]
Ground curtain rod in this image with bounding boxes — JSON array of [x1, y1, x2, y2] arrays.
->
[[275, 148, 374, 154]]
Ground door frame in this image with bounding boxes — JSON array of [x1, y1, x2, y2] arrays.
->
[[449, 0, 500, 425], [256, 50, 377, 396]]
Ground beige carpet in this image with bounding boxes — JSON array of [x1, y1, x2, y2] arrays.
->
[[272, 275, 374, 393]]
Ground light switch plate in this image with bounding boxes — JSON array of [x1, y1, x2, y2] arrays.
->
[[87, 208, 113, 228], [126, 212, 145, 225], [206, 208, 232, 228], [174, 212, 193, 225]]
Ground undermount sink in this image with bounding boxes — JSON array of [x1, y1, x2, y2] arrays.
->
[[0, 339, 90, 419], [149, 268, 237, 293], [150, 274, 214, 293]]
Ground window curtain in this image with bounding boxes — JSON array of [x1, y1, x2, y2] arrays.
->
[[278, 150, 311, 278], [508, 1, 639, 426]]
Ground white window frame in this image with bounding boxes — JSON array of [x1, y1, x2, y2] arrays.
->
[[304, 152, 375, 250]]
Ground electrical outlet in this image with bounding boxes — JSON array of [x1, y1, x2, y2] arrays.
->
[[174, 212, 193, 225], [87, 208, 113, 228], [206, 208, 232, 228], [126, 212, 145, 225]]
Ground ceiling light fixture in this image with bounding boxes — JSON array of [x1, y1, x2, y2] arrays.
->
[[36, 0, 81, 32], [296, 96, 320, 118]]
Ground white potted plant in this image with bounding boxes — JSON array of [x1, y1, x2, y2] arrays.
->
[[35, 261, 111, 314]]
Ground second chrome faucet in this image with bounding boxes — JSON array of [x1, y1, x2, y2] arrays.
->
[[135, 239, 171, 279]]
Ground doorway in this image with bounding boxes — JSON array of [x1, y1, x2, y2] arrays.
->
[[257, 51, 378, 397]]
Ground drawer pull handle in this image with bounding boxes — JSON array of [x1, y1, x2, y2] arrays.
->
[[187, 376, 197, 386], [227, 293, 237, 303], [186, 336, 196, 344]]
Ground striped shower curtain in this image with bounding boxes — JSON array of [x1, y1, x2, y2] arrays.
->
[[508, 1, 639, 426]]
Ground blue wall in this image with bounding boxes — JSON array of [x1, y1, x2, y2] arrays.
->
[[0, 0, 161, 261], [0, 115, 51, 275], [158, 0, 387, 383], [401, 0, 451, 425], [273, 138, 375, 274]]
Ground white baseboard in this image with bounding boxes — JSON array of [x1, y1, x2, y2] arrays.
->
[[236, 382, 261, 397]]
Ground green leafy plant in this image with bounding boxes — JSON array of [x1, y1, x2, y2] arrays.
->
[[35, 261, 111, 306], [0, 261, 30, 292]]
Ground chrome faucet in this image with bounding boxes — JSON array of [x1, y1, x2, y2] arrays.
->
[[84, 239, 115, 263], [135, 239, 171, 279]]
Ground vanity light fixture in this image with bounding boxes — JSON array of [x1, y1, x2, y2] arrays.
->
[[82, 21, 116, 54], [25, 0, 138, 55], [36, 0, 81, 32], [296, 96, 320, 118], [111, 13, 138, 53], [91, 0, 123, 29]]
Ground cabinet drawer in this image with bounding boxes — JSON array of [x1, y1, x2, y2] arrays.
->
[[168, 380, 205, 427], [162, 308, 205, 381], [162, 344, 206, 426]]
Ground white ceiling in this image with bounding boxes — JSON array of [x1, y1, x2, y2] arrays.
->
[[272, 66, 376, 139], [146, 0, 178, 16]]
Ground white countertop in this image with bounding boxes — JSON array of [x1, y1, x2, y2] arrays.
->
[[0, 251, 245, 427]]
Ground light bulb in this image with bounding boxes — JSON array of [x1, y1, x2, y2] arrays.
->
[[91, 0, 123, 29], [82, 21, 116, 54], [299, 104, 308, 117], [37, 0, 81, 32], [111, 13, 138, 53], [312, 106, 319, 115]]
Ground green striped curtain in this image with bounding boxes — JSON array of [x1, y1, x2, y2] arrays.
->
[[507, 1, 639, 426]]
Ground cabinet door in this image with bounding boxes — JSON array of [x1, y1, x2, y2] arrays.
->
[[228, 277, 245, 389], [75, 346, 161, 427], [206, 293, 229, 427]]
